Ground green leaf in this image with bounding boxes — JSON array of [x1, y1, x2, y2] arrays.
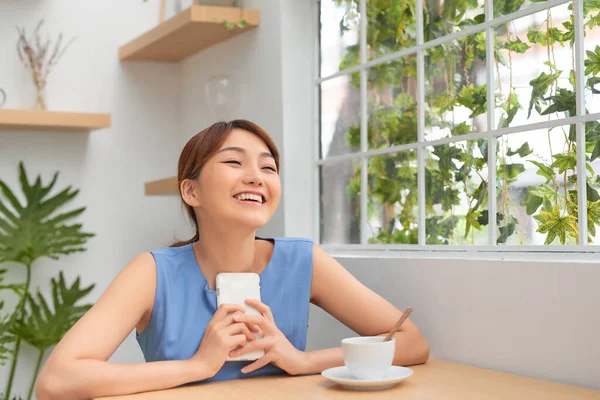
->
[[528, 184, 558, 200], [586, 121, 600, 158], [456, 84, 487, 118], [586, 12, 600, 30], [471, 180, 488, 210], [521, 184, 556, 215], [507, 142, 533, 158], [542, 195, 553, 212], [498, 93, 522, 128], [10, 271, 95, 351], [528, 160, 554, 182], [497, 218, 516, 244], [0, 269, 25, 298], [432, 93, 455, 114], [451, 121, 471, 136], [0, 271, 16, 365], [527, 28, 547, 46], [501, 163, 526, 180], [477, 210, 489, 226], [585, 45, 600, 76], [478, 139, 488, 158], [551, 153, 577, 174], [0, 162, 95, 265], [587, 200, 600, 240], [528, 71, 561, 118], [545, 27, 564, 46], [562, 17, 575, 46], [500, 37, 530, 53], [541, 88, 576, 117], [587, 183, 600, 202], [464, 208, 482, 238], [584, 0, 600, 14], [494, 0, 525, 17], [534, 205, 578, 244], [521, 188, 544, 215], [592, 141, 600, 162], [588, 77, 600, 94]]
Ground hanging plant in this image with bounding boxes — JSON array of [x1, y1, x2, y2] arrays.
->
[[332, 0, 600, 245]]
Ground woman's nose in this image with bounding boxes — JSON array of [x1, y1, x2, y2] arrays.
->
[[243, 177, 262, 185], [242, 167, 263, 186]]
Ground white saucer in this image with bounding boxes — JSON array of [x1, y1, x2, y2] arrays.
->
[[321, 366, 413, 390]]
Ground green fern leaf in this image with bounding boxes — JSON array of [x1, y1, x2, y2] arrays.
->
[[0, 162, 94, 265]]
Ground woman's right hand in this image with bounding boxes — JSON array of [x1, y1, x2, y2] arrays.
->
[[189, 304, 258, 378]]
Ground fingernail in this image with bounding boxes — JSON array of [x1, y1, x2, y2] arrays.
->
[[233, 313, 241, 321], [241, 368, 248, 373]]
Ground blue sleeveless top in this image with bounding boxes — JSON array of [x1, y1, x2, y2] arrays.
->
[[136, 237, 314, 383]]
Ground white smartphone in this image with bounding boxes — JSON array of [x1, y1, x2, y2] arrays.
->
[[216, 272, 265, 361]]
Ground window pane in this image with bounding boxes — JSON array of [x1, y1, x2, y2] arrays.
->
[[367, 150, 418, 244], [320, 160, 362, 244], [496, 125, 578, 245], [585, 0, 600, 114], [320, 0, 360, 78], [424, 0, 485, 42], [320, 75, 361, 159], [425, 140, 489, 244], [367, 57, 418, 150], [367, 0, 417, 60], [425, 32, 488, 141], [494, 0, 549, 18], [586, 122, 600, 243], [494, 3, 575, 130]]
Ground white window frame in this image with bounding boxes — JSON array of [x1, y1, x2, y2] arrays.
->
[[314, 0, 600, 255]]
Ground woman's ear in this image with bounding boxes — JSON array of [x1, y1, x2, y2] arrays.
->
[[180, 178, 202, 207]]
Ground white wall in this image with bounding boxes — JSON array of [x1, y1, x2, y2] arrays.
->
[[0, 0, 192, 397], [179, 0, 286, 238], [306, 256, 600, 390], [1, 0, 288, 397]]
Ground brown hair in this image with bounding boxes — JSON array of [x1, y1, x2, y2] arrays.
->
[[171, 120, 280, 247]]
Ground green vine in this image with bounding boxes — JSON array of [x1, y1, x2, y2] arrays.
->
[[332, 0, 600, 245]]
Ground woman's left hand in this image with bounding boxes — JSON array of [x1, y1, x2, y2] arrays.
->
[[229, 299, 309, 375]]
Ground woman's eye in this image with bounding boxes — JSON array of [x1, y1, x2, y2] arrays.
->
[[224, 160, 242, 165], [263, 166, 277, 172]]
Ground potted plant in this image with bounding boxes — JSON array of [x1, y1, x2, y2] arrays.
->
[[0, 162, 95, 400]]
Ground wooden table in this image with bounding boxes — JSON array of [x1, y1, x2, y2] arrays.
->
[[97, 359, 600, 399]]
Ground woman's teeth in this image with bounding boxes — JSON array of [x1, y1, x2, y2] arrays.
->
[[234, 193, 263, 203]]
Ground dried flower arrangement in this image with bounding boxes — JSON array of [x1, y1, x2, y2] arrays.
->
[[16, 20, 75, 110]]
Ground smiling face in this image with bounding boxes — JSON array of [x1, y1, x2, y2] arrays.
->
[[194, 128, 281, 229]]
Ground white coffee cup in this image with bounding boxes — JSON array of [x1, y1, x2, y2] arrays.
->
[[341, 336, 395, 380]]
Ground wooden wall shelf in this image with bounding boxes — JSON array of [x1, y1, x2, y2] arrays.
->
[[119, 5, 260, 62], [0, 109, 111, 132], [145, 176, 178, 196]]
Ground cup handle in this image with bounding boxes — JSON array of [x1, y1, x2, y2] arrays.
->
[[0, 89, 5, 108]]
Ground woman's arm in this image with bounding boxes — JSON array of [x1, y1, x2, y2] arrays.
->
[[304, 244, 430, 374], [36, 253, 212, 400]]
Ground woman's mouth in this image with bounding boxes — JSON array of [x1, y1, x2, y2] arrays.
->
[[233, 192, 265, 205]]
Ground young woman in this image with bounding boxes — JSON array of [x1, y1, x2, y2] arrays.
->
[[36, 120, 429, 399]]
